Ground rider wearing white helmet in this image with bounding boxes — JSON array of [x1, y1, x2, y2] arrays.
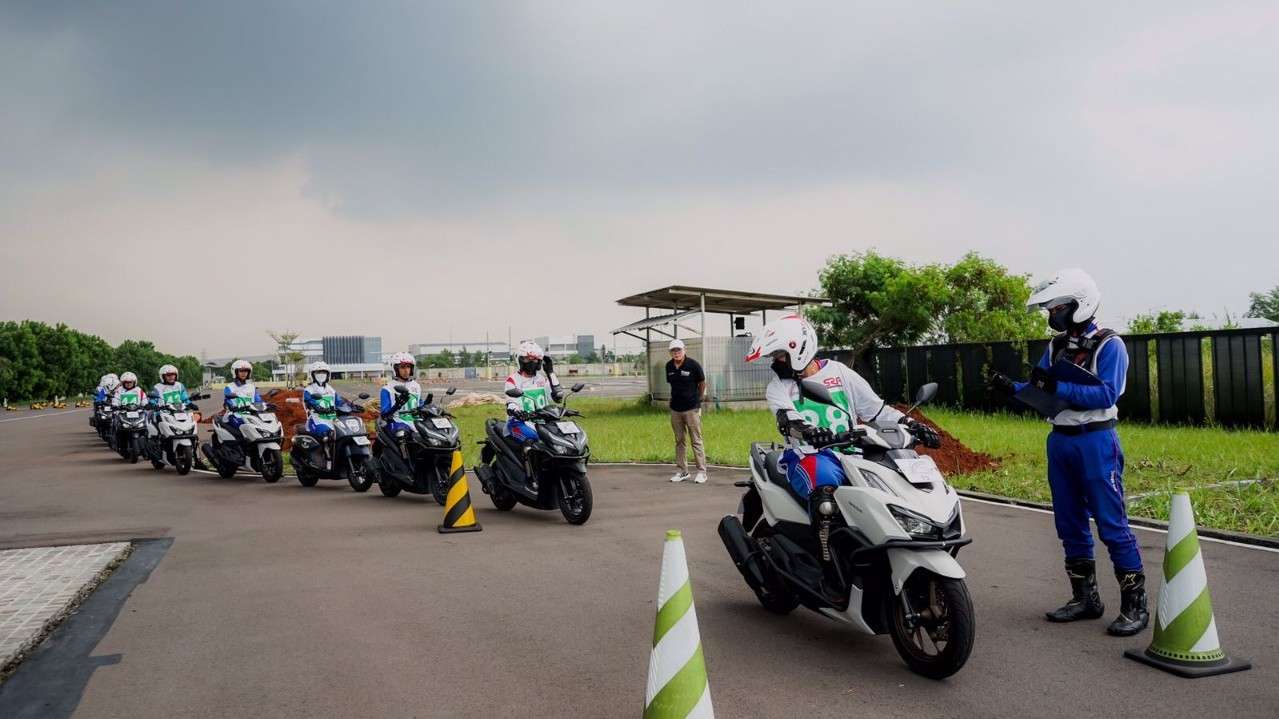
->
[[303, 361, 345, 438], [990, 268, 1146, 636], [504, 341, 562, 444], [151, 364, 190, 407], [95, 373, 120, 405], [379, 352, 422, 433], [745, 314, 939, 501], [111, 371, 146, 408], [223, 359, 262, 427]]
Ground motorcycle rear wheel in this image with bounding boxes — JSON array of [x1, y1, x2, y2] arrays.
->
[[887, 574, 975, 680]]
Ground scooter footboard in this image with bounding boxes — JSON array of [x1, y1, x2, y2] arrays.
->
[[887, 548, 965, 595]]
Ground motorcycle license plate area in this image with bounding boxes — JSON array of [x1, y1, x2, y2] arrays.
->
[[556, 421, 580, 434], [894, 456, 945, 487], [353, 436, 371, 446], [431, 418, 452, 429]]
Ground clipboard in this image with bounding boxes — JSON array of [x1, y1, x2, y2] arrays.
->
[[1012, 384, 1070, 419], [1049, 359, 1103, 386]]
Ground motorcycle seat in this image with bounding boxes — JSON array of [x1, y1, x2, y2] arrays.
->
[[752, 446, 807, 505]]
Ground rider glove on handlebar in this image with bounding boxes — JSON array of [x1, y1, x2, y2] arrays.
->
[[900, 417, 942, 449], [801, 425, 835, 446]]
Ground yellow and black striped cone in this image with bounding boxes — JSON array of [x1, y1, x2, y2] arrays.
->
[[644, 530, 713, 719], [437, 450, 482, 534], [1125, 493, 1251, 677]]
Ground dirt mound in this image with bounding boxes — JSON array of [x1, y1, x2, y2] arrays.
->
[[894, 405, 999, 475], [448, 392, 504, 407]]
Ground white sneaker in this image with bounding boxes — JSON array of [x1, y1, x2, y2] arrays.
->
[[670, 471, 690, 483], [692, 472, 707, 484]]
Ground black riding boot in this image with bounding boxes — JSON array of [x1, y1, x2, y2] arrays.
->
[[1045, 559, 1105, 622], [1106, 571, 1149, 636]]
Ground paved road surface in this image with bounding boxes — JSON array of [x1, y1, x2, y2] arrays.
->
[[1, 407, 1276, 718]]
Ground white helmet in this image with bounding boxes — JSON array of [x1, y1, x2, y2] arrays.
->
[[120, 371, 138, 386], [745, 314, 819, 372], [516, 341, 544, 375], [1027, 268, 1100, 330], [310, 361, 331, 385], [104, 373, 120, 390], [389, 352, 415, 377], [98, 374, 111, 388], [231, 359, 252, 381], [159, 364, 179, 381]]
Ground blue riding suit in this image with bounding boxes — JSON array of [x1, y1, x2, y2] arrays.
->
[[1017, 324, 1142, 573], [304, 382, 342, 438], [223, 381, 261, 429], [379, 379, 422, 434], [94, 387, 109, 404]]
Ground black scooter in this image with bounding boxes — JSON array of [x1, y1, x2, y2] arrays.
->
[[366, 387, 460, 504], [473, 383, 592, 525], [291, 392, 374, 491], [111, 403, 148, 463]]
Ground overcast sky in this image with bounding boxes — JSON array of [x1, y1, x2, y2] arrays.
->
[[2, 1, 1276, 359]]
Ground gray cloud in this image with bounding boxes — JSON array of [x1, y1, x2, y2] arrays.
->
[[2, 1, 1277, 356]]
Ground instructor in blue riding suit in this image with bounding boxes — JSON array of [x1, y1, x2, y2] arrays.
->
[[991, 268, 1148, 637]]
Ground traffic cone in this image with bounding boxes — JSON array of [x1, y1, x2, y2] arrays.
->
[[644, 530, 713, 719], [1124, 493, 1251, 677], [437, 450, 482, 534]]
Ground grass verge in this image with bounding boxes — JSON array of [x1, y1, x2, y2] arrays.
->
[[450, 398, 1279, 537]]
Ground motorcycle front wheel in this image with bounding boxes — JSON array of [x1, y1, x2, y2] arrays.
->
[[174, 444, 192, 475], [430, 465, 449, 506], [347, 457, 373, 492], [260, 449, 284, 483], [556, 471, 593, 525], [887, 573, 975, 680]]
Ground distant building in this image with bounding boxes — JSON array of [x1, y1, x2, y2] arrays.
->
[[271, 335, 384, 380], [534, 334, 596, 360], [409, 341, 509, 361]]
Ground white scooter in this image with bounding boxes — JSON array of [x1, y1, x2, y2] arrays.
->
[[201, 400, 285, 482], [145, 390, 207, 475], [718, 382, 975, 679]]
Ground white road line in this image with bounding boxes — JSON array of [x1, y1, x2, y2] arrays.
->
[[959, 495, 1279, 554], [0, 409, 86, 424]]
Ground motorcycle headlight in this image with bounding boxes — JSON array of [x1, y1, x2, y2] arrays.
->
[[889, 506, 942, 540]]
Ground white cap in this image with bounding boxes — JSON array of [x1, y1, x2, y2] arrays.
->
[[669, 339, 685, 351]]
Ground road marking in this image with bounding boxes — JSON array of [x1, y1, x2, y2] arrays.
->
[[0, 409, 86, 424], [960, 495, 1279, 554]]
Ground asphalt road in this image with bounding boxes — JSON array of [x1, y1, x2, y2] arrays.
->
[[2, 407, 1277, 718]]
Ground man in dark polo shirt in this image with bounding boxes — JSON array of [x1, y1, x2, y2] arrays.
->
[[665, 339, 707, 483]]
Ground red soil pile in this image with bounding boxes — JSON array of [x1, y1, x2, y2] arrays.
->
[[895, 405, 999, 475]]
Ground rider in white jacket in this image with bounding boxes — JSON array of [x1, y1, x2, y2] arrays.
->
[[504, 341, 562, 444], [746, 314, 938, 500], [111, 372, 147, 408]]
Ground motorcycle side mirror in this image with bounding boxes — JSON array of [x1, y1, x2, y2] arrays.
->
[[358, 392, 370, 399], [914, 382, 938, 406], [265, 403, 278, 411], [424, 393, 434, 406], [571, 383, 585, 393], [147, 390, 161, 400], [505, 387, 524, 398], [395, 386, 410, 396], [446, 387, 456, 395], [267, 389, 280, 398]]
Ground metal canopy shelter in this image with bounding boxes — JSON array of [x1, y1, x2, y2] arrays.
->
[[612, 285, 828, 341]]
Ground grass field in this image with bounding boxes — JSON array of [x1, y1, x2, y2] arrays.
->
[[448, 398, 1279, 537]]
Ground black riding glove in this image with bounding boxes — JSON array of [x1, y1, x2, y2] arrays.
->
[[900, 416, 942, 449], [510, 409, 531, 422], [542, 356, 554, 374], [987, 370, 1017, 396], [1029, 366, 1057, 395], [801, 425, 835, 447]]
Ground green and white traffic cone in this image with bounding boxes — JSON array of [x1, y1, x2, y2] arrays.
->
[[644, 530, 713, 719], [1124, 493, 1251, 677]]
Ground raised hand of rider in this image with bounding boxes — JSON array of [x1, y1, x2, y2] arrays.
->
[[542, 356, 554, 374], [900, 416, 942, 449]]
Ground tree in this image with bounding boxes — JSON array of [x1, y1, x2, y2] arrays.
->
[[1127, 310, 1186, 334], [267, 330, 305, 385], [806, 251, 950, 358], [938, 253, 1046, 343], [1247, 286, 1279, 323]]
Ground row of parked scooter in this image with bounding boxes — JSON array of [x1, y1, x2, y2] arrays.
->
[[89, 381, 595, 525]]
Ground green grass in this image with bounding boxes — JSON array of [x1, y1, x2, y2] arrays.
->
[[448, 398, 1279, 537], [927, 408, 1279, 537]]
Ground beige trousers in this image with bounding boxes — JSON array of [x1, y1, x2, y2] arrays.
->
[[670, 409, 706, 473]]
